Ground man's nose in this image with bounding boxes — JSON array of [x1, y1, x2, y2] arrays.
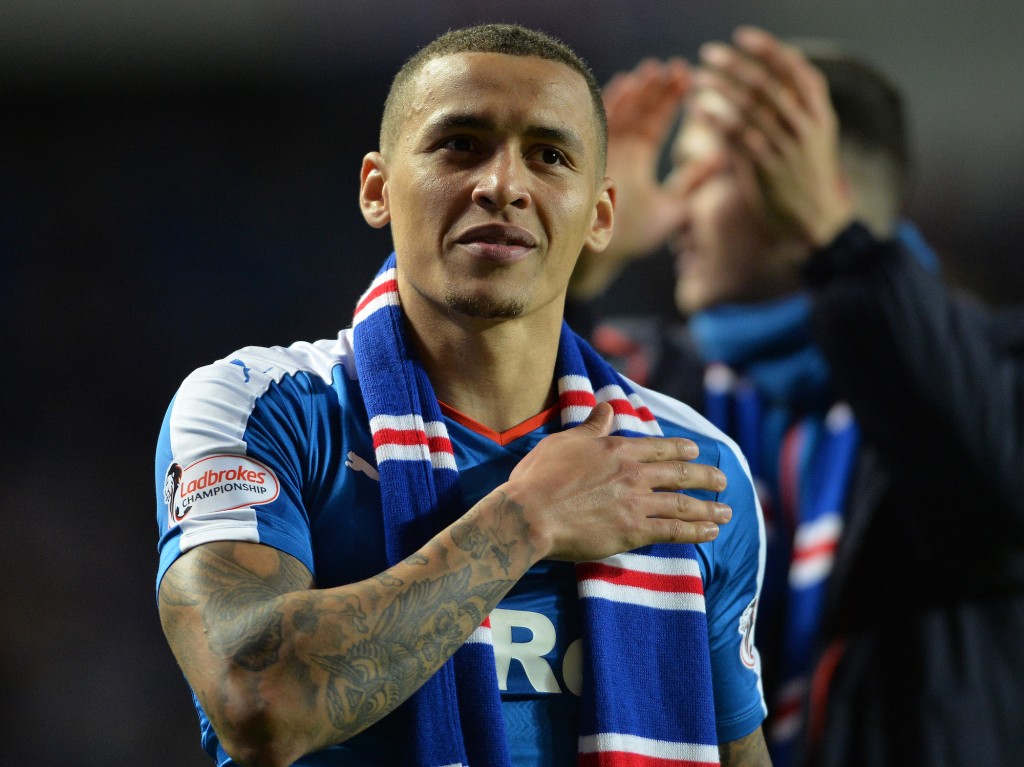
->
[[472, 148, 531, 211]]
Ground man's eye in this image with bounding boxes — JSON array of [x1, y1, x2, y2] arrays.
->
[[539, 148, 566, 165], [442, 136, 475, 152]]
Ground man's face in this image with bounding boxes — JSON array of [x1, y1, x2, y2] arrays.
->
[[363, 52, 613, 323], [667, 112, 800, 315]]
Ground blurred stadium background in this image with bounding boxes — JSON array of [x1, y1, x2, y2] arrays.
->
[[1, 2, 1020, 764]]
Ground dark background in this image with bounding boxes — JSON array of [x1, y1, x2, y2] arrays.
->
[[2, 2, 1021, 764]]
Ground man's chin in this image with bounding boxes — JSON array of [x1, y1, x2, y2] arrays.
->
[[444, 291, 525, 320]]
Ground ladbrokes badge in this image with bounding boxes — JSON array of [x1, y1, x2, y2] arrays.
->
[[164, 454, 280, 528]]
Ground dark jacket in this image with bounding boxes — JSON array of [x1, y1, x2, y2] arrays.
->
[[801, 224, 1024, 767], [569, 223, 1024, 766]]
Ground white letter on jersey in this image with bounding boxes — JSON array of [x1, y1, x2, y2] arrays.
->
[[489, 608, 561, 693], [562, 638, 584, 697]]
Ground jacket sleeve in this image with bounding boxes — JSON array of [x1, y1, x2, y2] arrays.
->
[[803, 221, 1024, 534]]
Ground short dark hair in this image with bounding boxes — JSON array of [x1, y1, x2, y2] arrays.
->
[[803, 45, 912, 207], [380, 23, 607, 170]]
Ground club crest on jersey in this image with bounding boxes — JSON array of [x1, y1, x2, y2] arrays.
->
[[738, 597, 759, 669], [165, 454, 280, 528], [164, 463, 191, 523]]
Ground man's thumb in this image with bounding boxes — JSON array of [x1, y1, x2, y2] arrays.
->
[[580, 401, 615, 436]]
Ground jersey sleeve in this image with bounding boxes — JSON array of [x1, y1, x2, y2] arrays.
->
[[155, 350, 323, 591], [704, 438, 768, 744]]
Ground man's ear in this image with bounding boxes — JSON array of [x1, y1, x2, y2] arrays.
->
[[583, 177, 616, 253], [360, 152, 391, 229]]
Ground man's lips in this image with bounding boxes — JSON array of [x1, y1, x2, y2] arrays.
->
[[455, 224, 537, 263]]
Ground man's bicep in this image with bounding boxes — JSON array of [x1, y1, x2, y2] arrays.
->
[[719, 725, 771, 767], [158, 541, 314, 678]]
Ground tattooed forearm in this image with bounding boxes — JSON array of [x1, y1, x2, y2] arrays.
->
[[375, 572, 403, 588], [312, 641, 410, 730], [159, 491, 541, 758], [451, 491, 533, 575], [311, 564, 513, 738], [292, 597, 319, 634]]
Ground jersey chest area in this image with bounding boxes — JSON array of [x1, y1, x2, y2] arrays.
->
[[311, 411, 583, 698]]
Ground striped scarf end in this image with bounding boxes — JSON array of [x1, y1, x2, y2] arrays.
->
[[578, 734, 719, 767]]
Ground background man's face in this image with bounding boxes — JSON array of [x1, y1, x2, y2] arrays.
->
[[669, 114, 802, 314]]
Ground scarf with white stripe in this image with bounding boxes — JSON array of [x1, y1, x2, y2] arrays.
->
[[694, 298, 858, 767], [352, 254, 719, 767]]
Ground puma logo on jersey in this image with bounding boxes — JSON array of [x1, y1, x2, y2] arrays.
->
[[346, 451, 380, 481], [230, 358, 252, 383]]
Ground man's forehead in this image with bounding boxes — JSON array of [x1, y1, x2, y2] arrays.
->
[[405, 51, 596, 141], [413, 51, 586, 97], [418, 50, 514, 80]]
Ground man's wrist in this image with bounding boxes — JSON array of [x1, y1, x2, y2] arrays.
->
[[802, 220, 881, 287], [803, 172, 855, 249], [472, 484, 551, 565], [807, 211, 855, 250]]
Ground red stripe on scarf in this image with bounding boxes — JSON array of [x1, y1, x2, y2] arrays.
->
[[578, 562, 704, 595], [372, 428, 454, 456], [607, 398, 656, 422], [559, 389, 598, 409], [355, 278, 399, 316], [373, 427, 426, 447], [793, 538, 839, 563], [578, 752, 718, 767], [427, 435, 454, 455], [633, 405, 657, 422]]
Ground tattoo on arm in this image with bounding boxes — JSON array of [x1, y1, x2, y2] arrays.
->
[[451, 491, 531, 575], [310, 565, 512, 734], [160, 535, 522, 746], [161, 486, 542, 749], [375, 572, 403, 588], [180, 545, 309, 671]]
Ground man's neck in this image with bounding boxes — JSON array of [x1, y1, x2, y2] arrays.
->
[[404, 303, 564, 434]]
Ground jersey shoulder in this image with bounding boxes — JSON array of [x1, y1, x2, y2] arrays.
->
[[166, 331, 357, 464], [155, 330, 364, 580]]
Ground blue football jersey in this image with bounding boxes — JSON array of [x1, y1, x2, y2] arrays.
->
[[156, 330, 766, 766]]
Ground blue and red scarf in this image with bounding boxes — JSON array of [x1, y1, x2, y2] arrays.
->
[[694, 296, 856, 767], [352, 253, 720, 767]]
